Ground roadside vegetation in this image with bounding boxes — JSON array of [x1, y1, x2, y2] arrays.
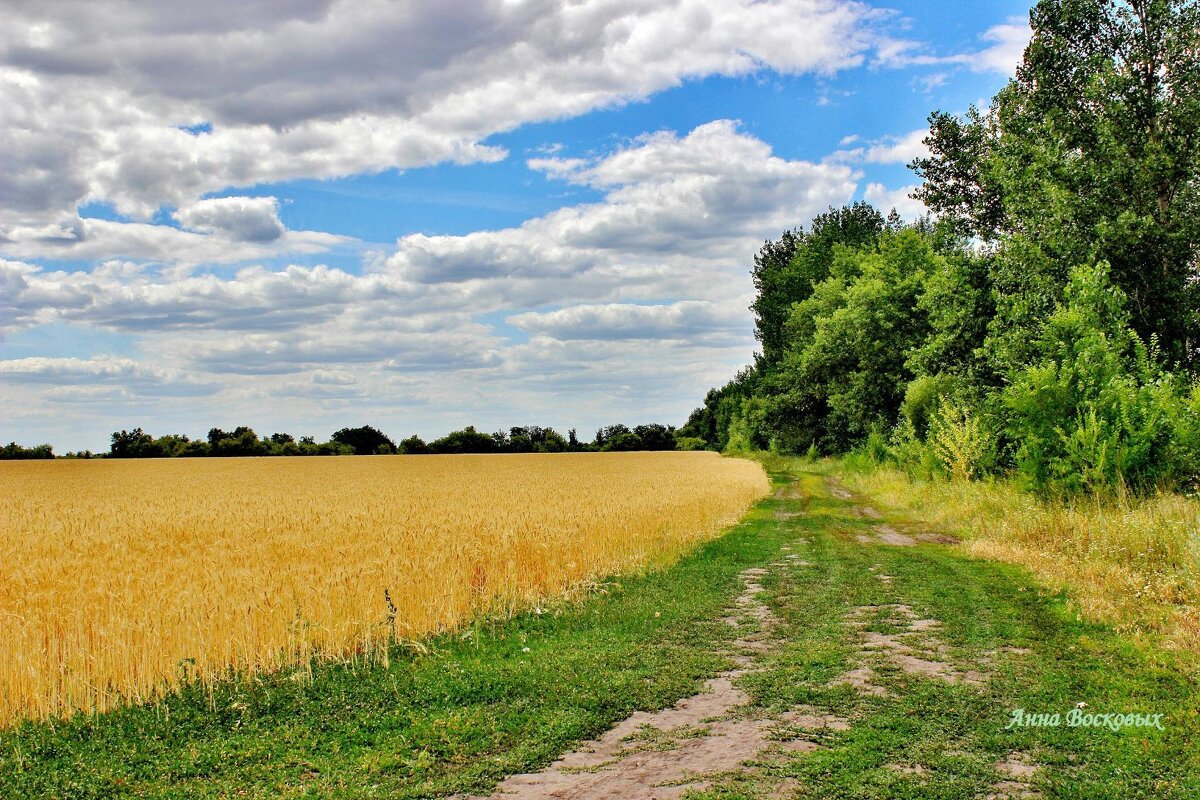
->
[[682, 0, 1200, 499], [837, 458, 1200, 650], [676, 0, 1200, 652]]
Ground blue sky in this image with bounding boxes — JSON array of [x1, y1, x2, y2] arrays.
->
[[0, 0, 1031, 452]]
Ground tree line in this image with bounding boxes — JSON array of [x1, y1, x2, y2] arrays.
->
[[681, 0, 1200, 497], [0, 423, 705, 460]]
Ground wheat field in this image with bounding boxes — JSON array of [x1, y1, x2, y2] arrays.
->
[[0, 452, 768, 725]]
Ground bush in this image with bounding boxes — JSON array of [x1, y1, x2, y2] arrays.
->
[[1003, 263, 1199, 495], [888, 417, 943, 479], [928, 399, 993, 481]]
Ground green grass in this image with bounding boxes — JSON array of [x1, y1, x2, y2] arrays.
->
[[3, 458, 1198, 799]]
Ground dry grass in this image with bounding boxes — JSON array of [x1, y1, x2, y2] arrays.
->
[[0, 452, 768, 725], [840, 465, 1200, 650]]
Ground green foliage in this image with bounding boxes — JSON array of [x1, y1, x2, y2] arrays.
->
[[771, 229, 939, 452], [430, 426, 500, 454], [685, 1, 1200, 499], [899, 373, 962, 439], [723, 397, 769, 452], [332, 425, 397, 456], [749, 202, 886, 365], [0, 441, 54, 460], [678, 366, 760, 451], [907, 249, 995, 382], [887, 417, 943, 479], [928, 399, 995, 481], [914, 0, 1200, 366], [398, 435, 431, 455], [1003, 263, 1198, 495]]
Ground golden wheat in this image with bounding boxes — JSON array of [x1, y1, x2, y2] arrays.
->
[[0, 452, 768, 725]]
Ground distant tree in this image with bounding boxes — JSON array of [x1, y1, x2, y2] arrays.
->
[[398, 435, 431, 455], [208, 426, 266, 457], [429, 426, 498, 454], [331, 425, 396, 455], [604, 431, 644, 452], [593, 424, 631, 450], [1, 442, 54, 460], [632, 423, 677, 451], [674, 436, 708, 451], [508, 426, 568, 453], [269, 432, 295, 446], [178, 440, 210, 457], [111, 428, 156, 458]]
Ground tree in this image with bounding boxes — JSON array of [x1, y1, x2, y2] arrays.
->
[[111, 428, 156, 458], [913, 0, 1200, 365], [331, 425, 396, 455], [1003, 262, 1198, 494], [429, 426, 498, 454], [750, 203, 888, 366], [769, 229, 937, 451], [208, 426, 265, 457], [398, 435, 431, 455], [632, 424, 677, 451], [593, 424, 631, 449], [1, 442, 54, 459]]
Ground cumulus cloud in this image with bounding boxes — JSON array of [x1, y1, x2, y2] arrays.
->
[[0, 355, 217, 396], [863, 183, 926, 220], [0, 215, 348, 264], [390, 121, 857, 285], [0, 0, 893, 231], [831, 128, 928, 165], [3, 123, 851, 348], [508, 301, 749, 344], [173, 196, 285, 242], [970, 19, 1031, 75], [0, 120, 849, 441], [876, 16, 1030, 76]]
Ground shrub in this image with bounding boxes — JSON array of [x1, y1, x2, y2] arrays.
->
[[928, 399, 993, 481], [1003, 263, 1199, 495]]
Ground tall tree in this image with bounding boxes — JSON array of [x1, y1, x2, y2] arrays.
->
[[913, 0, 1200, 365], [750, 203, 887, 366]]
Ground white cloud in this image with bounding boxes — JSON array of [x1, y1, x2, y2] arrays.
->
[[1, 121, 854, 447], [508, 301, 750, 344], [970, 19, 1031, 75], [863, 182, 926, 220], [4, 122, 853, 340], [0, 0, 893, 234], [874, 16, 1030, 76], [390, 121, 857, 286], [0, 216, 348, 265], [0, 356, 216, 396], [832, 128, 928, 165], [173, 196, 285, 243]]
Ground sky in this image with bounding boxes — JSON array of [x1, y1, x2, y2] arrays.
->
[[0, 0, 1032, 452]]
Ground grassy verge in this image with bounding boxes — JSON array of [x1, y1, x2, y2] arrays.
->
[[835, 460, 1200, 650], [696, 462, 1200, 799]]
